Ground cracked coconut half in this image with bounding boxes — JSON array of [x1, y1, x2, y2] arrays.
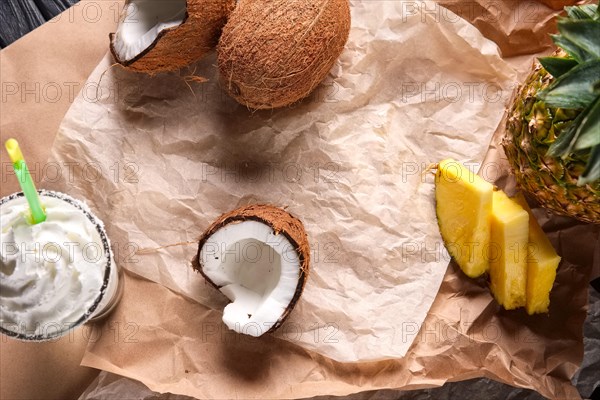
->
[[192, 205, 310, 336], [110, 0, 233, 74]]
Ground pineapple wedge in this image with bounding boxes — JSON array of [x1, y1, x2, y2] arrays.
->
[[513, 194, 561, 315], [435, 159, 494, 278], [489, 191, 529, 310]]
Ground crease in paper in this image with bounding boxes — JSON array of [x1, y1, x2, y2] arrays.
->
[[50, 1, 516, 362]]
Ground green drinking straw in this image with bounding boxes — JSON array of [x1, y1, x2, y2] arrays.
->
[[4, 138, 46, 224]]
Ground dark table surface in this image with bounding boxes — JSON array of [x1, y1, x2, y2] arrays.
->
[[0, 0, 77, 47], [1, 1, 599, 399]]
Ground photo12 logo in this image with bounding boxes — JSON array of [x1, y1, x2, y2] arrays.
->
[[1, 161, 139, 185], [1, 241, 143, 272], [2, 240, 104, 271], [399, 81, 502, 104], [398, 161, 505, 184], [1, 80, 123, 105], [0, 321, 140, 344], [200, 161, 345, 185], [199, 320, 340, 344], [400, 1, 542, 24], [47, 1, 123, 25]]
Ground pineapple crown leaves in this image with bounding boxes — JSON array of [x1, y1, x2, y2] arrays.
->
[[538, 1, 600, 185]]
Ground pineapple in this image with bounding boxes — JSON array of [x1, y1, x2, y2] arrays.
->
[[489, 191, 529, 310], [513, 194, 562, 315], [503, 2, 600, 224], [435, 159, 494, 278], [434, 160, 562, 312]]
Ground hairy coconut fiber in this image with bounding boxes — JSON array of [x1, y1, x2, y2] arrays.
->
[[110, 0, 234, 74], [192, 204, 310, 332], [217, 0, 351, 109]]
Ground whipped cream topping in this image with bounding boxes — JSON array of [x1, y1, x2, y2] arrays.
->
[[0, 192, 110, 339]]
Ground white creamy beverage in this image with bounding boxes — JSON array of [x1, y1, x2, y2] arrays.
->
[[0, 191, 120, 340]]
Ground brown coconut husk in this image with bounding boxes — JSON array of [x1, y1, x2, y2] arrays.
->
[[192, 204, 310, 333], [217, 0, 351, 109], [110, 0, 235, 74]]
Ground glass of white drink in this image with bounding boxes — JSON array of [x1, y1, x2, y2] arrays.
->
[[0, 190, 123, 341]]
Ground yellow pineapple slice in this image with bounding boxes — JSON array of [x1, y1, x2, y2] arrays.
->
[[489, 190, 529, 310], [513, 194, 561, 315], [435, 159, 494, 278]]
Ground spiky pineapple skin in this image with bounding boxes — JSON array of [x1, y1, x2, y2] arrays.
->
[[503, 58, 600, 224]]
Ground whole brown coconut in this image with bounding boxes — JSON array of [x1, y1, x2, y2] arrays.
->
[[217, 0, 351, 109], [192, 204, 310, 334], [110, 0, 234, 74]]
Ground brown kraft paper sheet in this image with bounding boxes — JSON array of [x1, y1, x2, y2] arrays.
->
[[0, 0, 595, 399]]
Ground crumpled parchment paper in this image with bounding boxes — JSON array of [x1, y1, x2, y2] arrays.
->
[[49, 0, 515, 363], [77, 279, 600, 400], [42, 0, 597, 398], [1, 0, 594, 398]]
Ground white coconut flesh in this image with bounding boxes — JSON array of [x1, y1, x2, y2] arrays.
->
[[113, 0, 186, 62], [200, 220, 301, 336]]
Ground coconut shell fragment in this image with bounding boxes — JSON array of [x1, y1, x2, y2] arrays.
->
[[193, 204, 310, 334], [217, 0, 351, 109], [110, 0, 234, 74]]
